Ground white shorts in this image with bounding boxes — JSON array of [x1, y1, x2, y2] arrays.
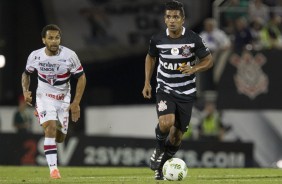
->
[[36, 90, 71, 134]]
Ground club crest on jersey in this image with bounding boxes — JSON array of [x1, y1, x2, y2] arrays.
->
[[40, 111, 47, 118], [158, 100, 167, 112], [46, 74, 57, 85], [181, 45, 192, 57], [171, 48, 179, 55], [230, 52, 269, 99]]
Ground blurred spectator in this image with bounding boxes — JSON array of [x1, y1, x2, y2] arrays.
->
[[223, 0, 249, 34], [260, 13, 282, 49], [13, 95, 33, 134], [233, 17, 253, 52], [199, 18, 231, 91], [248, 0, 270, 24], [197, 91, 225, 141], [200, 18, 231, 53], [250, 17, 264, 50]]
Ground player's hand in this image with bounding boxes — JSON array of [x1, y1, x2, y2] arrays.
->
[[68, 102, 80, 122], [179, 64, 196, 75], [142, 83, 152, 99], [23, 91, 33, 106]]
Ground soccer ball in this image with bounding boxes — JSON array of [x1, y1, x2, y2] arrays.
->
[[162, 158, 188, 181]]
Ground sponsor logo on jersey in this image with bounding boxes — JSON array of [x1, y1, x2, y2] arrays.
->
[[230, 52, 269, 99], [160, 60, 195, 71], [161, 50, 169, 54], [171, 48, 179, 55], [39, 62, 60, 72], [158, 100, 167, 112], [160, 60, 187, 71], [45, 93, 65, 100], [181, 45, 192, 57]]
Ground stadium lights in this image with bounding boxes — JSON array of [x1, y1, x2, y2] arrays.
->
[[0, 55, 5, 68], [276, 160, 282, 169]]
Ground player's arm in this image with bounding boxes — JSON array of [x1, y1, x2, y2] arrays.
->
[[181, 32, 213, 75], [142, 54, 156, 99], [21, 71, 33, 106], [69, 73, 86, 122], [180, 54, 213, 75], [197, 53, 213, 72]]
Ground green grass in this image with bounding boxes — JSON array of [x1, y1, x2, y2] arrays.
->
[[0, 166, 282, 184]]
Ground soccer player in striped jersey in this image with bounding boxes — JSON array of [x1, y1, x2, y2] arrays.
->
[[142, 1, 213, 180], [21, 24, 86, 179]]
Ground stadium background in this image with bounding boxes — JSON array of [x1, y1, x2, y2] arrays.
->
[[0, 0, 282, 169]]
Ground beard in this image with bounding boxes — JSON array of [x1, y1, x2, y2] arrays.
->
[[47, 45, 59, 55]]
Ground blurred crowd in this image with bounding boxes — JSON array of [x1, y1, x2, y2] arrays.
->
[[197, 0, 282, 92], [190, 0, 282, 141], [208, 0, 282, 53]]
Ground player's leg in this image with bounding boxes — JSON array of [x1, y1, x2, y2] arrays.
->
[[153, 114, 174, 154], [36, 94, 61, 179], [164, 100, 194, 161], [156, 100, 194, 179], [42, 120, 61, 179], [165, 125, 183, 158], [56, 124, 67, 143], [56, 102, 70, 143], [153, 114, 175, 180], [151, 92, 176, 180]]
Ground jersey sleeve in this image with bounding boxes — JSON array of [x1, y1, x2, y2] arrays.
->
[[69, 52, 84, 79], [148, 35, 159, 57], [25, 52, 36, 75], [193, 33, 211, 59]]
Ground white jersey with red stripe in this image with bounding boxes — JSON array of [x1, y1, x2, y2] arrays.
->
[[25, 45, 84, 95]]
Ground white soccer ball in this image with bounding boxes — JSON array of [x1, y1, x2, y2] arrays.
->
[[162, 158, 188, 181]]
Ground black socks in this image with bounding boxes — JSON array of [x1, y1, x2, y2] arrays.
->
[[165, 138, 181, 157], [155, 124, 169, 151]]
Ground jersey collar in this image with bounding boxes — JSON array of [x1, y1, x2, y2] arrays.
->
[[166, 27, 186, 36]]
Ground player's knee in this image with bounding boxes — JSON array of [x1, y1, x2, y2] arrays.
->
[[159, 120, 173, 131], [43, 122, 57, 136], [159, 117, 174, 130]]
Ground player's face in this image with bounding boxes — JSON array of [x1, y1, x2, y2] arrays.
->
[[164, 10, 184, 32], [42, 30, 61, 55]]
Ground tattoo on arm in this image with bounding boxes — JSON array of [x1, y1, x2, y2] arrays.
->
[[22, 72, 30, 92]]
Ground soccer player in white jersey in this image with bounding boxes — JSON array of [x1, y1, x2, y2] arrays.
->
[[142, 1, 213, 180], [21, 24, 86, 179]]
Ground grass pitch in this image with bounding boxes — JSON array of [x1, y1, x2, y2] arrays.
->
[[0, 166, 282, 184]]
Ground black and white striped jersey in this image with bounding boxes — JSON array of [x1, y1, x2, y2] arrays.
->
[[148, 27, 210, 100]]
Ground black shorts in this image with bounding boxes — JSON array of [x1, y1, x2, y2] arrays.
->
[[156, 92, 194, 132]]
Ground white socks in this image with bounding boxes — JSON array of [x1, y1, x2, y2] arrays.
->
[[44, 137, 58, 173]]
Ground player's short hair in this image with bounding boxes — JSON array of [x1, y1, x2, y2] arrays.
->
[[41, 24, 62, 38], [165, 0, 185, 18]]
